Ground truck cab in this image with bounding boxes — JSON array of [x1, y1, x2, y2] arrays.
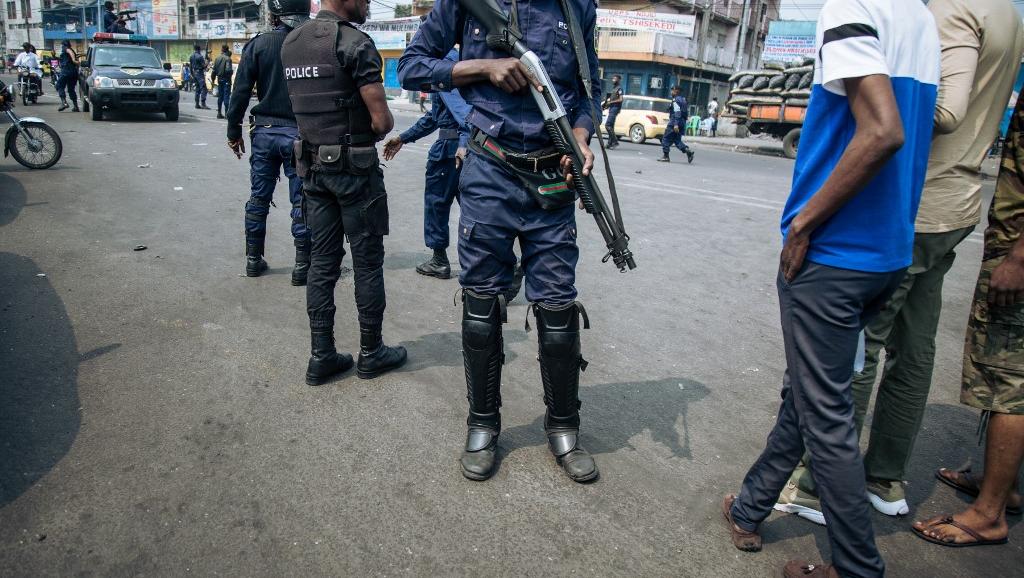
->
[[78, 32, 180, 121]]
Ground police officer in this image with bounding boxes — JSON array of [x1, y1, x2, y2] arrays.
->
[[383, 49, 470, 279], [55, 40, 79, 112], [189, 44, 209, 110], [226, 0, 311, 285], [602, 74, 623, 149], [659, 85, 694, 163], [399, 0, 601, 483], [281, 0, 407, 385]]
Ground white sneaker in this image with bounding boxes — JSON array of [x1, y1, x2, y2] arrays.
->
[[866, 480, 909, 516], [774, 482, 826, 526]]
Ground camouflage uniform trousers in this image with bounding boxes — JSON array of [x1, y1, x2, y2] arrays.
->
[[962, 255, 1024, 414]]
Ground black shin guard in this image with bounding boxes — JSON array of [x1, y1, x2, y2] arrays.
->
[[460, 290, 505, 480], [535, 302, 598, 482]]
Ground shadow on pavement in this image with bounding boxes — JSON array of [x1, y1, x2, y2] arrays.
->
[[501, 377, 711, 460], [0, 173, 26, 225], [396, 329, 528, 373], [0, 252, 83, 507]]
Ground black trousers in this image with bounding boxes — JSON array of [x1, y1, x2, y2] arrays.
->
[[303, 157, 389, 331], [731, 262, 904, 578]]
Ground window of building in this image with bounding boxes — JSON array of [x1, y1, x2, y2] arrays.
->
[[188, 6, 195, 25], [6, 1, 15, 20], [20, 0, 29, 18], [42, 0, 51, 8]]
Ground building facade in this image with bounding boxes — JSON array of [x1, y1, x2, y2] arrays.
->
[[4, 0, 45, 53]]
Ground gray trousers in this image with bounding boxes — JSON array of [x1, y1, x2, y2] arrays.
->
[[732, 262, 905, 578]]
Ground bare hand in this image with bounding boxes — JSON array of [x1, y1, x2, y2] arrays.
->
[[674, 125, 681, 134], [228, 138, 245, 159], [561, 128, 594, 191], [780, 229, 810, 283], [383, 137, 403, 161], [455, 146, 467, 169], [486, 58, 539, 93], [989, 256, 1024, 307]]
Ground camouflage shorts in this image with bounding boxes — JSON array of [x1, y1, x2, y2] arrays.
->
[[962, 257, 1024, 414]]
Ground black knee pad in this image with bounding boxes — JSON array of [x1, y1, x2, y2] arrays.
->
[[463, 290, 503, 351]]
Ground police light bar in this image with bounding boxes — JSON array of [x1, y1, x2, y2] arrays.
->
[[92, 32, 149, 42]]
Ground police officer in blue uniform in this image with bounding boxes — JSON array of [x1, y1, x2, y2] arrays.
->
[[383, 49, 471, 280], [226, 0, 312, 285], [189, 44, 209, 110], [602, 74, 623, 149], [399, 0, 602, 483], [659, 85, 694, 163]]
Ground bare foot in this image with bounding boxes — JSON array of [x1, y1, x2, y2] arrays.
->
[[913, 509, 1008, 545]]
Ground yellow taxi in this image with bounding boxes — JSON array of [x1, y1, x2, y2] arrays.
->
[[604, 95, 671, 144]]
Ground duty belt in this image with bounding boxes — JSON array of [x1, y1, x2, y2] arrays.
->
[[470, 129, 562, 173], [438, 128, 461, 140], [303, 133, 377, 152]]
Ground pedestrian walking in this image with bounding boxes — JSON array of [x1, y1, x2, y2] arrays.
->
[[55, 40, 79, 112], [400, 0, 602, 483], [418, 90, 427, 112], [213, 44, 233, 119], [602, 74, 623, 148], [383, 49, 470, 280], [181, 63, 191, 92], [721, 1, 940, 576], [777, 0, 1024, 523], [658, 86, 693, 163], [282, 0, 407, 385], [226, 0, 310, 286], [189, 44, 209, 109], [911, 91, 1024, 549]]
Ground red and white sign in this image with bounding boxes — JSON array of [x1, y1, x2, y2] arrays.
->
[[596, 9, 696, 38]]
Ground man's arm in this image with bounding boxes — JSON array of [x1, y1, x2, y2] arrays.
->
[[226, 43, 257, 143], [568, 2, 602, 138], [399, 107, 439, 144], [930, 0, 981, 135], [360, 83, 393, 136], [398, 0, 459, 92], [781, 74, 905, 280], [351, 38, 392, 136]]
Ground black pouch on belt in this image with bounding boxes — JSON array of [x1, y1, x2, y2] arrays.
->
[[293, 138, 310, 179], [469, 137, 574, 211], [316, 144, 345, 173]]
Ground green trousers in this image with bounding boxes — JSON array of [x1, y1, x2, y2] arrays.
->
[[794, 226, 974, 494]]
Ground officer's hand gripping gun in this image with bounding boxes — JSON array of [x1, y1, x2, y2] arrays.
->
[[456, 0, 636, 272]]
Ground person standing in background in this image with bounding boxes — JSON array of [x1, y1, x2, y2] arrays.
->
[[602, 74, 623, 149], [707, 97, 719, 137], [212, 44, 234, 119]]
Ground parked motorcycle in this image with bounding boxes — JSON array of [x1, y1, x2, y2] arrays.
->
[[17, 66, 41, 106], [0, 79, 63, 169]]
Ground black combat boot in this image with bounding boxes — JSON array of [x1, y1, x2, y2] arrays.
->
[[217, 108, 224, 119], [686, 148, 695, 164], [292, 239, 310, 286], [355, 324, 408, 379], [245, 243, 268, 277], [535, 302, 598, 483], [71, 98, 79, 112], [305, 330, 354, 385], [58, 99, 68, 111], [657, 154, 670, 162], [460, 290, 504, 480], [415, 248, 451, 279]]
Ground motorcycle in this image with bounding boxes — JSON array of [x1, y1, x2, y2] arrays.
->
[[17, 66, 41, 106], [0, 79, 63, 169]]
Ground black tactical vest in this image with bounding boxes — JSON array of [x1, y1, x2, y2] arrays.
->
[[281, 17, 374, 146]]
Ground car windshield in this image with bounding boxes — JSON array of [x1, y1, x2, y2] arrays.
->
[[93, 47, 161, 68]]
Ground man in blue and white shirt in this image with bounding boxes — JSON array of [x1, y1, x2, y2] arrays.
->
[[722, 1, 940, 576]]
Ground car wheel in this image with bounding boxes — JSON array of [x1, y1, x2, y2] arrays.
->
[[629, 124, 646, 145], [91, 105, 102, 121], [782, 128, 801, 159], [165, 106, 179, 122]]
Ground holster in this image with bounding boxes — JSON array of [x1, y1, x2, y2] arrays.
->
[[293, 138, 310, 179], [468, 132, 574, 211]]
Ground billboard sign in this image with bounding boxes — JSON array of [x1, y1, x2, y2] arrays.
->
[[596, 9, 696, 38]]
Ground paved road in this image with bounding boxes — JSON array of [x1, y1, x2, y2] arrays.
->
[[0, 91, 1020, 577]]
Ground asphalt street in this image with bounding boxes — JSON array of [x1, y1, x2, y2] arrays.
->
[[0, 89, 1020, 577]]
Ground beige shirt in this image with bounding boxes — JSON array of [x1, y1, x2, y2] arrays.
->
[[917, 0, 1024, 233]]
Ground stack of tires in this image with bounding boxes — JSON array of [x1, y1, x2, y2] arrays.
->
[[725, 58, 814, 116]]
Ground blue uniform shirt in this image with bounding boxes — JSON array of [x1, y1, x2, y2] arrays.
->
[[398, 0, 602, 154], [399, 50, 472, 161], [669, 95, 688, 127]]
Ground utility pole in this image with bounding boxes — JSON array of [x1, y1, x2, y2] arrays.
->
[[735, 0, 750, 72]]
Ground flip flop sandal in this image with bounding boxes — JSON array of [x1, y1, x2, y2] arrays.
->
[[935, 468, 1022, 515], [912, 515, 1009, 548]]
